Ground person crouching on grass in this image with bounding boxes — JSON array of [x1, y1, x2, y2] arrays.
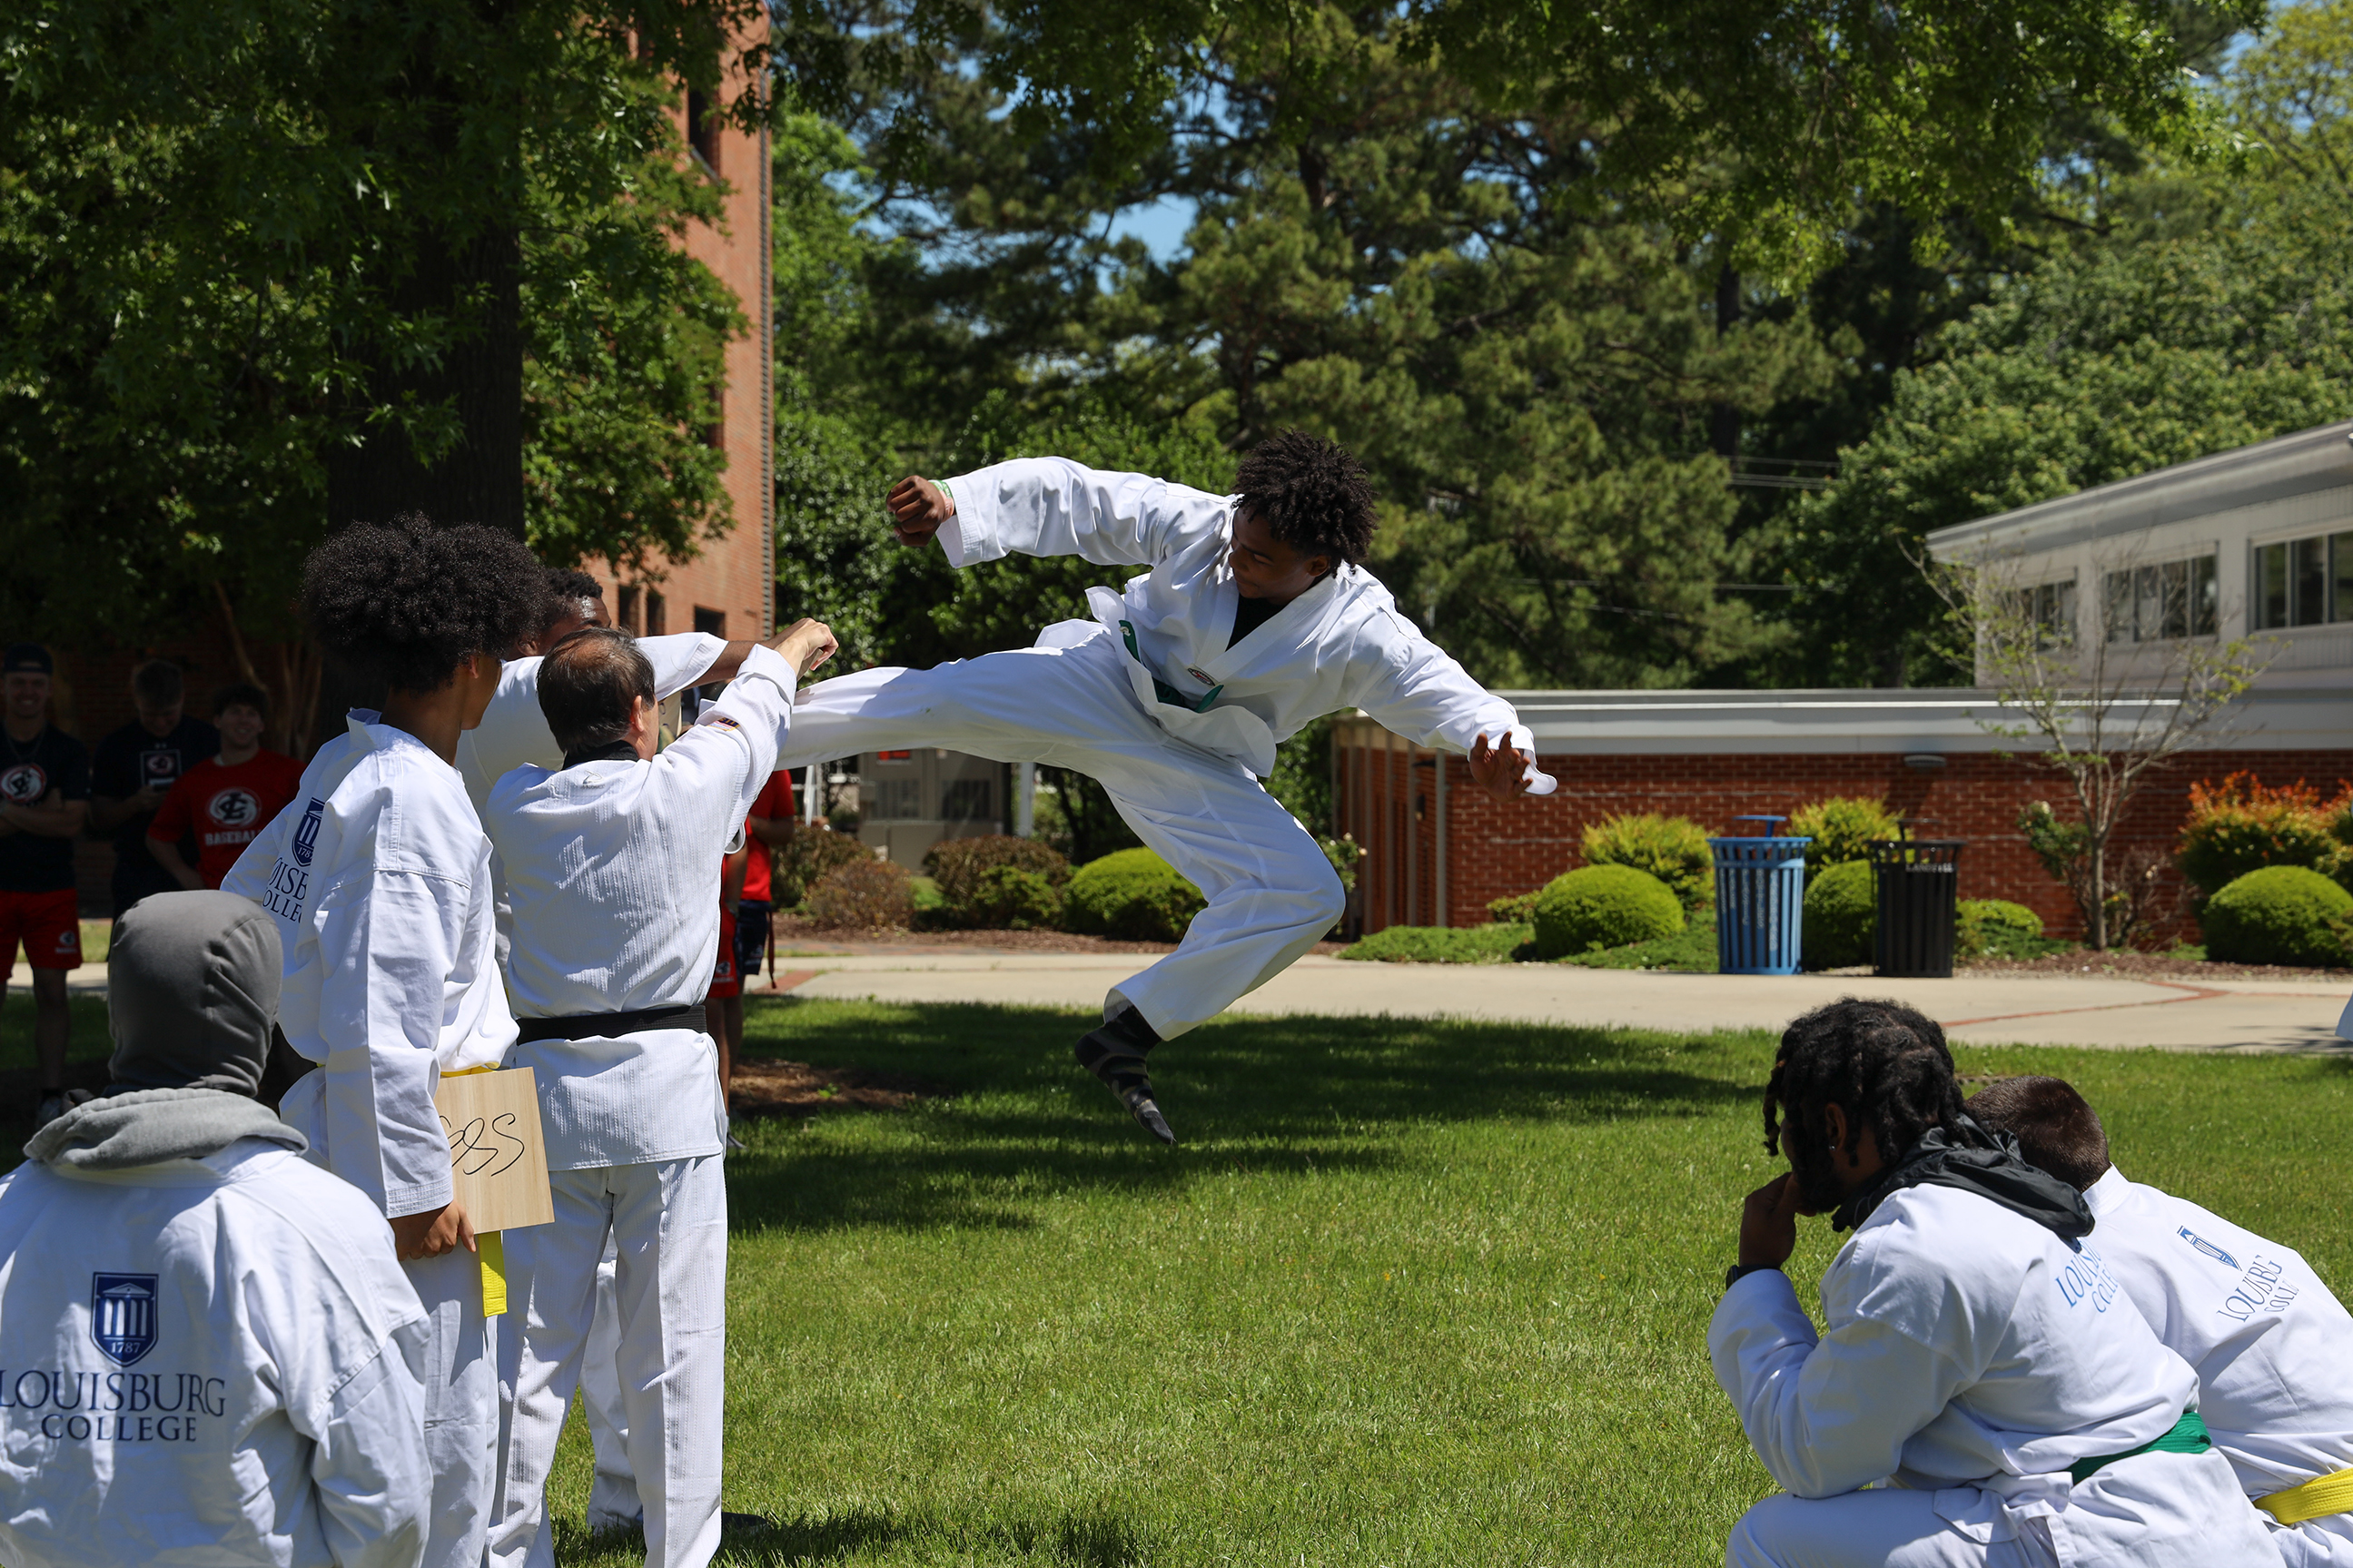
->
[[1966, 1075, 2353, 1566], [1712, 998, 2284, 1567]]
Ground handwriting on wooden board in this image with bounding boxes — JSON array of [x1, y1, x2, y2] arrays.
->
[[433, 1067, 554, 1233]]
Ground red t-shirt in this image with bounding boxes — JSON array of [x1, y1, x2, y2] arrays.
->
[[739, 771, 796, 903], [149, 750, 304, 888]]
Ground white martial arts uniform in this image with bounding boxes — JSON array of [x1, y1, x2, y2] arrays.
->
[[1710, 1183, 2286, 1568], [2079, 1166, 2353, 1565], [483, 644, 800, 1568], [223, 714, 517, 1568], [460, 630, 726, 1535], [0, 1121, 430, 1568], [777, 457, 1556, 1037]]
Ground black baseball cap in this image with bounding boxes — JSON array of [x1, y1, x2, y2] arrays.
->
[[2, 644, 53, 676]]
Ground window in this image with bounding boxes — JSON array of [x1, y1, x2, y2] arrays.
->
[[2012, 579, 2076, 646], [693, 606, 726, 637], [617, 585, 642, 636], [2103, 555, 2217, 644], [687, 82, 719, 174], [645, 591, 666, 637], [2254, 531, 2353, 629], [941, 778, 994, 821], [870, 779, 922, 819]]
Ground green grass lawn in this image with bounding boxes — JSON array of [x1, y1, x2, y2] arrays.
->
[[536, 997, 2353, 1567]]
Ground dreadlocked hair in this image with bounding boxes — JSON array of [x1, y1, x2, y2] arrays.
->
[[1233, 429, 1378, 566], [301, 516, 547, 695], [1765, 998, 1968, 1213]]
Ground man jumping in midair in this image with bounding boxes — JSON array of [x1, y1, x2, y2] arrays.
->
[[779, 431, 1554, 1143]]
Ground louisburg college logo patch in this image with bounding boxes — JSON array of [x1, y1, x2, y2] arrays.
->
[[90, 1274, 159, 1366]]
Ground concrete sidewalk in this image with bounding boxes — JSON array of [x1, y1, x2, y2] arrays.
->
[[758, 951, 2353, 1053], [27, 951, 2348, 1053]]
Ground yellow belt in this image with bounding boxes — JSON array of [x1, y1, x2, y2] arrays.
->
[[2259, 1464, 2353, 1527], [440, 1063, 506, 1317]]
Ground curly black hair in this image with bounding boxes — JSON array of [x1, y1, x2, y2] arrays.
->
[[1764, 998, 1966, 1215], [300, 516, 547, 695], [1233, 429, 1378, 566]]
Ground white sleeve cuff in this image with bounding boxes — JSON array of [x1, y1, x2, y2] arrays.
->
[[937, 474, 999, 567]]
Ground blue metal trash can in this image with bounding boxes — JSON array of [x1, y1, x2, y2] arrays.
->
[[1709, 815, 1812, 976]]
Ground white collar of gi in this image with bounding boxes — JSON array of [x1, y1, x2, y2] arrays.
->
[[2083, 1163, 2131, 1218]]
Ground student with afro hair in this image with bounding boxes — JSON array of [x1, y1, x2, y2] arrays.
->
[[783, 431, 1555, 1144], [1711, 998, 2284, 1568], [1968, 1076, 2353, 1566], [222, 516, 547, 1568]]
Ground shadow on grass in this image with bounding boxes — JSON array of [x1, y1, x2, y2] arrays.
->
[[729, 998, 1764, 1236], [547, 1501, 1154, 1567]]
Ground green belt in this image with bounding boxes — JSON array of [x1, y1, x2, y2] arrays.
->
[[2069, 1411, 2210, 1484], [1121, 621, 1221, 713]]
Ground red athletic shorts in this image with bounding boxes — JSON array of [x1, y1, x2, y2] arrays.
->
[[707, 904, 741, 999], [0, 889, 82, 970]]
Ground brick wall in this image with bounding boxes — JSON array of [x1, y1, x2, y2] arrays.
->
[[1338, 743, 2353, 942]]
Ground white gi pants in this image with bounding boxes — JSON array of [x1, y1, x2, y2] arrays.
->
[[778, 632, 1345, 1037], [407, 1247, 500, 1568], [1727, 1491, 2050, 1568], [2279, 1514, 2353, 1568], [491, 1157, 727, 1568], [582, 1241, 644, 1533]]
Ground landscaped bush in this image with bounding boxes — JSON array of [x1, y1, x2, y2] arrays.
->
[[1064, 848, 1207, 942], [1340, 924, 1530, 963], [772, 823, 875, 908], [1957, 899, 2045, 960], [1581, 813, 1713, 910], [2198, 865, 2353, 968], [807, 858, 915, 931], [1529, 865, 1684, 960], [1802, 858, 1876, 970], [924, 835, 1072, 927], [2176, 773, 2351, 902], [1487, 891, 1540, 925], [1787, 796, 1902, 883]]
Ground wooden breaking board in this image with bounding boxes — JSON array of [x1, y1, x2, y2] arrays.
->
[[434, 1066, 554, 1233]]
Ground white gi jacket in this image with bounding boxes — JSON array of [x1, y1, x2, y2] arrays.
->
[[0, 1139, 430, 1568], [942, 458, 1547, 784], [222, 717, 513, 1218], [456, 633, 727, 812], [482, 645, 797, 1170], [2082, 1167, 2353, 1528], [1711, 1184, 2276, 1564]]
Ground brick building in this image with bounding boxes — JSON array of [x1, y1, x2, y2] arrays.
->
[[1334, 688, 2353, 941], [48, 43, 774, 914], [1339, 421, 2353, 942]]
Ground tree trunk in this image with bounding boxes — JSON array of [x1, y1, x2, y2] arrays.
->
[[1710, 263, 1741, 460], [323, 223, 525, 538], [2088, 837, 2109, 951]]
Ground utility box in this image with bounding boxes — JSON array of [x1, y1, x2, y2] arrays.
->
[[856, 748, 1004, 864]]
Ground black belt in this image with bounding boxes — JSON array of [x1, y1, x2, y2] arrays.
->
[[513, 1002, 707, 1045]]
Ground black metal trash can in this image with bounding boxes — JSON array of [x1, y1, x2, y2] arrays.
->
[[1868, 839, 1965, 978]]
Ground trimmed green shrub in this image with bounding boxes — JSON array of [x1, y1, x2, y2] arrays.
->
[[1064, 848, 1207, 942], [773, 823, 875, 908], [1340, 924, 1530, 963], [924, 834, 1072, 927], [2176, 773, 2351, 901], [1787, 797, 1902, 883], [1957, 899, 2044, 960], [807, 858, 915, 931], [1581, 813, 1713, 910], [1529, 865, 1684, 960], [1802, 858, 1876, 970], [2200, 866, 2353, 968], [1486, 891, 1540, 925], [966, 865, 1064, 930], [1555, 906, 1718, 973]]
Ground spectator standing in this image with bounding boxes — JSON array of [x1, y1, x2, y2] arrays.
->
[[0, 644, 93, 1128], [88, 659, 218, 916], [737, 768, 795, 984], [146, 685, 302, 891]]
